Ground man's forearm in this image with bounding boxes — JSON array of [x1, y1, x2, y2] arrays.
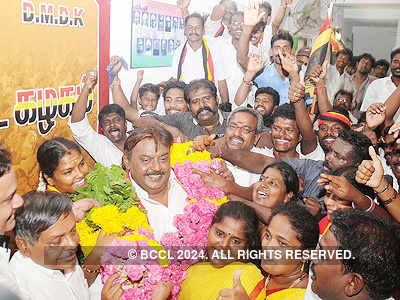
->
[[384, 85, 400, 121], [111, 81, 139, 123], [71, 85, 90, 123], [237, 27, 252, 70], [221, 148, 275, 174], [130, 79, 142, 110], [226, 182, 253, 200], [271, 4, 287, 35], [218, 80, 229, 104], [316, 82, 332, 113]]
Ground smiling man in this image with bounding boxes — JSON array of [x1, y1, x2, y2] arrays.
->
[[307, 209, 400, 300], [123, 127, 187, 240], [70, 70, 127, 167], [11, 192, 90, 300]]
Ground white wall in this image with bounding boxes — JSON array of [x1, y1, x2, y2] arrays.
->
[[352, 25, 397, 60], [109, 0, 281, 107]]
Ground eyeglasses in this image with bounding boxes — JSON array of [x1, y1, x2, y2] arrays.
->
[[227, 124, 256, 134], [272, 46, 291, 52]]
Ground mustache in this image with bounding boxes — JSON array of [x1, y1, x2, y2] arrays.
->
[[229, 136, 244, 144], [195, 107, 215, 118], [58, 249, 76, 260], [322, 135, 336, 141], [146, 171, 165, 176]]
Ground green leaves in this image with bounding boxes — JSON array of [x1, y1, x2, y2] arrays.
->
[[70, 163, 140, 212]]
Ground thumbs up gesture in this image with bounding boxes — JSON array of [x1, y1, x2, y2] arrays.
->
[[355, 146, 384, 188], [217, 270, 250, 300]]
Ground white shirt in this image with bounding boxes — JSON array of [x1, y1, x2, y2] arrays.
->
[[0, 248, 26, 299], [223, 39, 257, 110], [262, 143, 325, 161], [68, 117, 123, 167], [204, 18, 231, 41], [171, 37, 230, 84], [226, 147, 271, 187], [325, 64, 352, 104], [360, 76, 399, 121], [129, 171, 187, 241], [9, 251, 90, 300]]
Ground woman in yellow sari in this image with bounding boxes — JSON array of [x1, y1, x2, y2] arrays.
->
[[152, 201, 265, 300], [215, 202, 319, 300]]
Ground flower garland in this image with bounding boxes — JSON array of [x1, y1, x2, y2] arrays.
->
[[76, 142, 229, 300]]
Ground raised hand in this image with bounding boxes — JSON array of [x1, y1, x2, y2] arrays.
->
[[355, 146, 384, 188], [288, 71, 305, 103], [84, 70, 98, 90], [308, 60, 328, 85], [388, 122, 400, 140], [137, 70, 144, 82], [278, 48, 298, 75], [244, 0, 265, 28], [217, 270, 250, 300], [247, 52, 266, 75], [366, 103, 386, 130], [110, 55, 122, 74], [192, 167, 231, 193], [177, 0, 190, 10]]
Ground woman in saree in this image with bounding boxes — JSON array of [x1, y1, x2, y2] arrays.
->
[[152, 201, 266, 300]]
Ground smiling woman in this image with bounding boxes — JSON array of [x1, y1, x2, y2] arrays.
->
[[36, 137, 90, 194]]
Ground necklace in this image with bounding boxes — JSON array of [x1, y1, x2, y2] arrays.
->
[[264, 272, 307, 296]]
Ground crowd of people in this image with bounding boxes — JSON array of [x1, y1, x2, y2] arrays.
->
[[1, 0, 400, 299]]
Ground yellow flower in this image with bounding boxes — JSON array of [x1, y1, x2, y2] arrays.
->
[[170, 142, 211, 167], [211, 196, 229, 206], [90, 205, 124, 235], [122, 206, 152, 232], [76, 220, 100, 257]]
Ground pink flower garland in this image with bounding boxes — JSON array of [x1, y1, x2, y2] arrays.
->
[[100, 159, 225, 299], [173, 160, 225, 202]]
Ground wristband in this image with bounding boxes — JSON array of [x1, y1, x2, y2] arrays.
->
[[242, 77, 253, 86], [382, 191, 397, 206], [352, 196, 375, 212], [376, 181, 389, 195]]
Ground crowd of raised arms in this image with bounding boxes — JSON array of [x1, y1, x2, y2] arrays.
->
[[1, 0, 400, 300]]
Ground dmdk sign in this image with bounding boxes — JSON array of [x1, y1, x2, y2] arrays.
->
[[0, 0, 110, 193]]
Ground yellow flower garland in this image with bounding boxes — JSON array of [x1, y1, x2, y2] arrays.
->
[[170, 141, 211, 167]]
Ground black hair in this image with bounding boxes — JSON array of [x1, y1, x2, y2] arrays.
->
[[390, 47, 400, 61], [260, 1, 272, 16], [267, 201, 319, 252], [270, 31, 294, 49], [357, 111, 366, 124], [0, 146, 11, 178], [184, 79, 217, 105], [261, 161, 299, 202], [348, 55, 359, 68], [229, 11, 244, 24], [272, 103, 296, 123], [337, 130, 372, 166], [251, 21, 266, 36], [184, 13, 204, 27], [37, 137, 81, 178], [228, 107, 264, 134], [211, 201, 260, 251], [14, 191, 72, 245], [359, 53, 376, 67], [139, 83, 160, 100], [255, 87, 280, 107], [374, 59, 390, 71], [336, 48, 353, 62], [98, 104, 126, 128], [330, 209, 400, 300], [162, 80, 186, 99], [333, 89, 353, 103]]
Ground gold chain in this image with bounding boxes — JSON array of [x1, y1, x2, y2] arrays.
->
[[264, 272, 307, 297]]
